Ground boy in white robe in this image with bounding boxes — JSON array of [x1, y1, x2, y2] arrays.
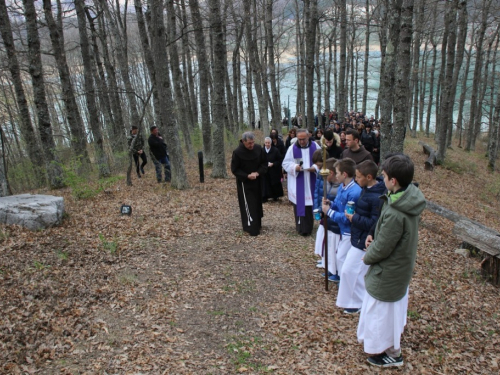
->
[[357, 155, 426, 367]]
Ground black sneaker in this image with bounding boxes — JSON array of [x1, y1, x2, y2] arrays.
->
[[140, 166, 145, 174], [343, 308, 360, 314], [367, 353, 403, 368]]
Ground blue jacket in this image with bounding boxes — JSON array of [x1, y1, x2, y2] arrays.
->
[[350, 180, 387, 250], [313, 174, 340, 234], [326, 180, 362, 235]]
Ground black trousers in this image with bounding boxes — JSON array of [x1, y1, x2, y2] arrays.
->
[[133, 153, 147, 174]]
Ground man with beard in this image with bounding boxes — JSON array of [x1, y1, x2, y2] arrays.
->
[[341, 129, 374, 164], [282, 129, 320, 236], [231, 132, 268, 236]]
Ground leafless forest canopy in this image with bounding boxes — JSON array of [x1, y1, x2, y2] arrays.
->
[[0, 0, 499, 193]]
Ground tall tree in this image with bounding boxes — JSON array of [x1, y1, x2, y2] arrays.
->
[[42, 0, 89, 163], [465, 0, 492, 151], [75, 0, 110, 177], [189, 0, 213, 164], [166, 0, 193, 157], [148, 0, 189, 188], [391, 0, 413, 155], [208, 0, 227, 178], [379, 0, 402, 156], [337, 0, 347, 118], [304, 0, 318, 131], [0, 0, 45, 183], [22, 0, 64, 188]]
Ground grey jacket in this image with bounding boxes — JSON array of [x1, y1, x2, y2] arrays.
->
[[363, 183, 426, 302]]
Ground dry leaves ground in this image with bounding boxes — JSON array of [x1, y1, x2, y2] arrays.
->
[[1, 134, 499, 374]]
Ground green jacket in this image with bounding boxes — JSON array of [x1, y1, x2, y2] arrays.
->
[[127, 133, 145, 154], [363, 183, 426, 302]]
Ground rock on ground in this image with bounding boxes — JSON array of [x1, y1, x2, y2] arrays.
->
[[0, 194, 64, 230]]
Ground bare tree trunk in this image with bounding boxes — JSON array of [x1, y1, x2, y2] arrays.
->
[[85, 8, 123, 151], [418, 39, 429, 133], [391, 0, 413, 155], [0, 0, 45, 183], [488, 85, 500, 171], [189, 0, 213, 163], [208, 0, 228, 178], [134, 0, 163, 132], [446, 0, 468, 148], [304, 0, 318, 131], [436, 0, 457, 164], [379, 0, 402, 156], [362, 0, 370, 115], [410, 0, 425, 137], [244, 50, 255, 127], [23, 0, 64, 188], [98, 0, 141, 129], [425, 38, 437, 137], [325, 33, 332, 117], [474, 26, 499, 145], [244, 0, 269, 134], [266, 0, 281, 130], [166, 0, 193, 157], [42, 0, 89, 163], [456, 40, 473, 147], [466, 0, 492, 151], [75, 0, 110, 177], [148, 0, 189, 189], [180, 0, 198, 126], [338, 0, 347, 118], [0, 126, 10, 196]]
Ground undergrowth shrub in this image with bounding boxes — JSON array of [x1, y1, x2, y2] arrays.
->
[[62, 157, 123, 199]]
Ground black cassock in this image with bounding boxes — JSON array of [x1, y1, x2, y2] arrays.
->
[[231, 142, 268, 236], [262, 146, 284, 201]]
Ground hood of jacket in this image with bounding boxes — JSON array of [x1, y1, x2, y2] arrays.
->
[[385, 183, 426, 217]]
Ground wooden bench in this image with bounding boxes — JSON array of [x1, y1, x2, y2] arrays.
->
[[426, 201, 500, 285]]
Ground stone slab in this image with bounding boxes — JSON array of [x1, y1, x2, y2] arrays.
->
[[0, 194, 64, 230]]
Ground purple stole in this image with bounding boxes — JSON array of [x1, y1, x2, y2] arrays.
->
[[292, 142, 317, 217]]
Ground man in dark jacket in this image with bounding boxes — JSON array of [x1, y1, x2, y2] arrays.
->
[[341, 129, 374, 164], [148, 126, 171, 183]]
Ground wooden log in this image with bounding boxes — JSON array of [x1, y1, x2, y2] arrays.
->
[[418, 141, 437, 171], [425, 200, 464, 223], [426, 201, 500, 286], [452, 220, 500, 286], [452, 220, 500, 258]]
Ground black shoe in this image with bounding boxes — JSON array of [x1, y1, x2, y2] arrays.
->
[[367, 353, 403, 368], [157, 179, 162, 183], [140, 167, 145, 174], [137, 173, 141, 179]]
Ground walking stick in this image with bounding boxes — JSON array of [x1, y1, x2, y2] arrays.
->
[[319, 136, 330, 291]]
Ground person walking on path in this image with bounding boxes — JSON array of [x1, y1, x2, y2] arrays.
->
[[231, 132, 268, 236], [128, 126, 147, 179], [282, 129, 320, 236]]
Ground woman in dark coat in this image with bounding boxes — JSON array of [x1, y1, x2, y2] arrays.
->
[[262, 137, 284, 202]]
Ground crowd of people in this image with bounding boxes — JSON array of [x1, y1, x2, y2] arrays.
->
[[230, 117, 425, 368]]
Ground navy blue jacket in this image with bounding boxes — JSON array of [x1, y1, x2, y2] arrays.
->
[[350, 179, 387, 250]]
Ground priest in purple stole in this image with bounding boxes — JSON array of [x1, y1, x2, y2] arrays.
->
[[282, 129, 320, 236]]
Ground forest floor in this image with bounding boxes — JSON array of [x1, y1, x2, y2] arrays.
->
[[1, 133, 500, 374]]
